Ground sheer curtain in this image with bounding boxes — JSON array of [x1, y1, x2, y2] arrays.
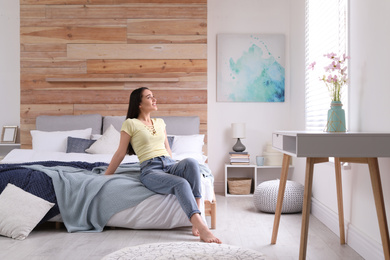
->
[[305, 0, 348, 131]]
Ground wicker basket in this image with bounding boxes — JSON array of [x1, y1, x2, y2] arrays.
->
[[227, 178, 252, 195]]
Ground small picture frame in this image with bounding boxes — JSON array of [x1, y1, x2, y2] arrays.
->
[[1, 126, 18, 143]]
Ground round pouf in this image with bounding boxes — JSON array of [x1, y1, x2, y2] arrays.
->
[[253, 180, 304, 213], [102, 242, 265, 260]]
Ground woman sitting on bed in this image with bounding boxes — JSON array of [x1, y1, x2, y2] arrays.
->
[[105, 87, 221, 244]]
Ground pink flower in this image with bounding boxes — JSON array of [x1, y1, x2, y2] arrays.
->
[[332, 61, 341, 70], [310, 52, 349, 102], [324, 64, 332, 72], [308, 61, 316, 70], [327, 75, 333, 83], [324, 52, 337, 59]]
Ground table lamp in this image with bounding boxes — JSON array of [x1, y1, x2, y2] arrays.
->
[[231, 123, 246, 152]]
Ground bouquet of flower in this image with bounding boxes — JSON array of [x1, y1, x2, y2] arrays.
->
[[309, 53, 349, 102]]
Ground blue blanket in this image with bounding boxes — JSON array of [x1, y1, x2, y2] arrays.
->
[[0, 161, 63, 224], [22, 162, 156, 232], [1, 160, 213, 233]]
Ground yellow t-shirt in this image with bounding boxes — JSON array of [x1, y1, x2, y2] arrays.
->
[[121, 118, 170, 163]]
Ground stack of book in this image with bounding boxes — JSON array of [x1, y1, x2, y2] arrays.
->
[[229, 152, 250, 165]]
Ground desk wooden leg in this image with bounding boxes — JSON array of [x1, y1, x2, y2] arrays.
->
[[299, 157, 315, 260], [299, 157, 329, 260], [367, 158, 390, 260], [334, 158, 345, 244], [271, 153, 291, 244]]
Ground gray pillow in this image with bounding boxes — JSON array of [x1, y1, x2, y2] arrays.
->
[[168, 136, 174, 149], [66, 137, 96, 153]]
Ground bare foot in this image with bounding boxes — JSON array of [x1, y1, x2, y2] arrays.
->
[[190, 213, 221, 243], [192, 226, 200, 237], [198, 228, 222, 244]]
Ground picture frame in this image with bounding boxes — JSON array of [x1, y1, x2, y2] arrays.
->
[[1, 126, 18, 143], [217, 33, 285, 102]]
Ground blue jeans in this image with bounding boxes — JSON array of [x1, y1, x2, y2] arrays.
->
[[140, 156, 202, 219]]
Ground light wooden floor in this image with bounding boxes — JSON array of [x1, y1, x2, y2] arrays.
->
[[0, 194, 363, 260]]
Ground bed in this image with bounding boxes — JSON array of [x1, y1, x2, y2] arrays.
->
[[0, 114, 216, 240]]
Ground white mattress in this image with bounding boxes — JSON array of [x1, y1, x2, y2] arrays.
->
[[1, 149, 213, 229]]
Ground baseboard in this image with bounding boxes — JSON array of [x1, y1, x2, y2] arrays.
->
[[311, 197, 384, 260]]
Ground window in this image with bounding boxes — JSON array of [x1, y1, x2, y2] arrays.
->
[[305, 0, 349, 131]]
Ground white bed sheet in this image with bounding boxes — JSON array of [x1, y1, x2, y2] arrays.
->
[[1, 149, 212, 229]]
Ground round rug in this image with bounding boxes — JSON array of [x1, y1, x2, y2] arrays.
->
[[102, 242, 265, 260]]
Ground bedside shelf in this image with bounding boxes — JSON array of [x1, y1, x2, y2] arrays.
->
[[225, 164, 294, 197]]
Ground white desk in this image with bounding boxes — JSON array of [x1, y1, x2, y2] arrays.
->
[[271, 131, 390, 260]]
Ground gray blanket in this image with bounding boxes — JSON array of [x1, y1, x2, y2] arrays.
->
[[23, 164, 156, 232]]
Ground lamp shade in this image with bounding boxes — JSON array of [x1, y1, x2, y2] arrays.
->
[[231, 123, 246, 139]]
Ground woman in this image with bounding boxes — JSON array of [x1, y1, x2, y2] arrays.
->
[[105, 87, 221, 244]]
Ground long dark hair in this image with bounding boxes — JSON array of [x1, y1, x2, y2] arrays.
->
[[126, 87, 149, 155]]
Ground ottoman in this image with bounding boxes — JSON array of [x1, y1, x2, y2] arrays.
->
[[253, 179, 304, 213]]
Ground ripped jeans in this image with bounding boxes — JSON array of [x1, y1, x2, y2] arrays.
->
[[140, 156, 202, 220]]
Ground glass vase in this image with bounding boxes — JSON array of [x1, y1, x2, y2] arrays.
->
[[326, 101, 346, 132]]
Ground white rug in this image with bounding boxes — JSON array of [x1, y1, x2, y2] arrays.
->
[[102, 242, 266, 260]]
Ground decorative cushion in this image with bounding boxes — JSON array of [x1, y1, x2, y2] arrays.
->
[[167, 136, 174, 149], [170, 134, 204, 155], [169, 134, 206, 164], [253, 179, 304, 213], [66, 137, 96, 153], [0, 183, 54, 240], [85, 125, 120, 154], [30, 128, 92, 152]]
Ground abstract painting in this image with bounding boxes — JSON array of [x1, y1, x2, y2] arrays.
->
[[217, 34, 285, 102]]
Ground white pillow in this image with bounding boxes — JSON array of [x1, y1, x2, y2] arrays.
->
[[85, 124, 120, 154], [172, 152, 208, 164], [31, 128, 92, 152], [91, 134, 103, 140], [0, 183, 54, 240], [170, 134, 204, 155]]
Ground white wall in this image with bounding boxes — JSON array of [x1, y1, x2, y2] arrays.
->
[[208, 0, 390, 257], [289, 1, 390, 258], [207, 0, 294, 192], [348, 0, 390, 252], [0, 1, 20, 134]]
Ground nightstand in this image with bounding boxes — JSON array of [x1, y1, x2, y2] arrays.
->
[[225, 164, 294, 197], [225, 164, 256, 197], [0, 143, 20, 161]]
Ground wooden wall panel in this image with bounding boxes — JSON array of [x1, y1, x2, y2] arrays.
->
[[127, 19, 207, 35], [21, 0, 207, 4], [87, 59, 207, 74], [21, 26, 127, 44], [67, 44, 207, 59], [126, 35, 207, 44], [20, 1, 207, 150], [45, 5, 207, 19]]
